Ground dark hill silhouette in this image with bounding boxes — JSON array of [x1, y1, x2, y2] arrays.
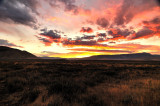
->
[[82, 53, 160, 60], [0, 46, 37, 59]]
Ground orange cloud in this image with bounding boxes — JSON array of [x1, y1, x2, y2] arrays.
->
[[80, 27, 93, 33], [50, 51, 101, 58], [113, 43, 160, 54], [69, 48, 132, 54], [47, 43, 160, 58]]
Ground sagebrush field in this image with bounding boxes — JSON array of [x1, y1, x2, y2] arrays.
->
[[0, 60, 160, 106]]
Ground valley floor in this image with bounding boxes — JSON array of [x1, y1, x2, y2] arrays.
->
[[0, 60, 160, 106]]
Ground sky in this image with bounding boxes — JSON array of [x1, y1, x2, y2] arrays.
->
[[0, 0, 160, 58]]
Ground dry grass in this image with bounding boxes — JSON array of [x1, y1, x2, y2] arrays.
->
[[0, 60, 160, 105]]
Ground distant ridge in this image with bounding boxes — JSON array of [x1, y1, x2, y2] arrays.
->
[[40, 57, 66, 60], [0, 46, 37, 59], [81, 53, 160, 61]]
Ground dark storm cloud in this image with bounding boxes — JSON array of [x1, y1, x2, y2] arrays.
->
[[38, 38, 53, 46], [156, 26, 160, 30], [16, 0, 38, 13], [0, 39, 22, 47], [37, 28, 62, 46], [36, 35, 57, 46], [96, 18, 109, 28], [108, 28, 134, 38], [0, 0, 38, 26], [109, 41, 116, 44], [39, 38, 52, 44], [131, 28, 154, 40], [80, 27, 93, 33], [74, 40, 97, 46], [0, 0, 3, 4], [62, 1, 79, 14], [62, 36, 97, 46], [97, 33, 107, 37], [143, 17, 160, 25], [62, 33, 108, 46], [63, 40, 97, 46], [96, 33, 107, 42], [40, 29, 61, 39], [156, 0, 160, 5], [81, 35, 95, 40], [114, 0, 157, 26], [152, 17, 160, 24], [37, 28, 65, 46]]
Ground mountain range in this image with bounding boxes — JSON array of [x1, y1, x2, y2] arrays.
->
[[0, 46, 37, 59], [0, 46, 160, 60], [81, 53, 160, 61]]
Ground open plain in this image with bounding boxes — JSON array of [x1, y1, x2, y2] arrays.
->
[[0, 60, 160, 106]]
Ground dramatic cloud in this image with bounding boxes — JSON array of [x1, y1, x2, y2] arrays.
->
[[1, 0, 160, 58], [62, 34, 101, 47], [37, 37, 53, 46], [143, 17, 160, 26], [61, 0, 78, 14], [108, 28, 135, 40], [17, 0, 38, 13], [0, 39, 22, 47], [37, 28, 62, 46], [63, 39, 97, 46], [80, 27, 93, 33], [96, 33, 107, 42], [114, 0, 157, 26], [114, 0, 134, 25], [40, 29, 61, 39], [130, 28, 154, 40], [156, 26, 160, 30], [138, 17, 160, 39], [97, 18, 109, 28], [109, 42, 116, 44], [0, 0, 37, 26], [97, 33, 107, 37], [81, 35, 95, 40], [150, 17, 160, 24], [49, 0, 79, 14], [156, 0, 160, 5]]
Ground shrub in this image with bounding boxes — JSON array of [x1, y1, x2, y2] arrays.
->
[[20, 89, 40, 104]]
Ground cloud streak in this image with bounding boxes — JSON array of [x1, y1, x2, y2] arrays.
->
[[69, 48, 132, 54], [0, 39, 22, 48]]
